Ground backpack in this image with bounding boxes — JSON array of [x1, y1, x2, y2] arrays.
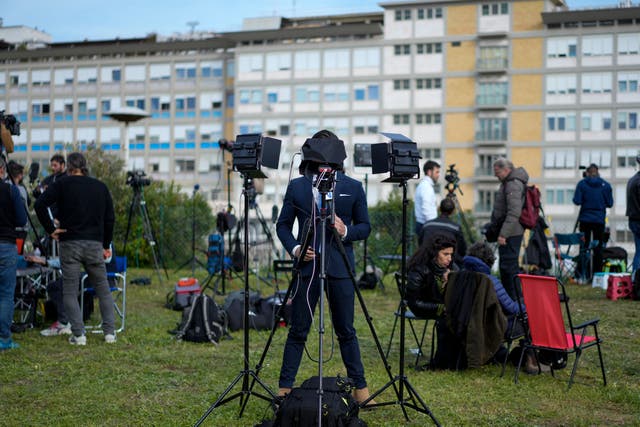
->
[[223, 290, 261, 331], [274, 376, 366, 427], [519, 185, 542, 230], [175, 294, 227, 344]]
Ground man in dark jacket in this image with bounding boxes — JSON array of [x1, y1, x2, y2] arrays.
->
[[491, 158, 528, 300], [627, 156, 640, 273], [35, 152, 115, 346], [573, 164, 613, 279]]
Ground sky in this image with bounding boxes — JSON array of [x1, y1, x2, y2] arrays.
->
[[1, 0, 618, 43]]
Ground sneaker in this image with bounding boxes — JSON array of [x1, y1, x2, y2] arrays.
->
[[104, 334, 116, 344], [40, 321, 72, 337], [69, 335, 86, 346], [0, 339, 20, 351]]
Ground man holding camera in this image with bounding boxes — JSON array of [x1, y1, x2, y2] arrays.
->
[[491, 158, 529, 300], [35, 152, 116, 345], [414, 160, 440, 245], [276, 130, 372, 404]]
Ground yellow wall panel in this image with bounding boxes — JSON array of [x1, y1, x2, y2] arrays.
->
[[445, 77, 475, 108], [512, 75, 543, 105], [447, 4, 477, 35], [512, 38, 543, 69], [447, 41, 476, 72], [445, 112, 475, 143], [511, 111, 542, 142], [513, 1, 545, 32], [511, 147, 542, 179]]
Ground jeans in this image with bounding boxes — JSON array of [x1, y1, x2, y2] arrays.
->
[[630, 220, 640, 272], [579, 221, 605, 278], [60, 240, 115, 336], [499, 234, 523, 301], [0, 242, 18, 340], [279, 275, 366, 389]]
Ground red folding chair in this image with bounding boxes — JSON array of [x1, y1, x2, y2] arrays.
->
[[514, 274, 606, 388]]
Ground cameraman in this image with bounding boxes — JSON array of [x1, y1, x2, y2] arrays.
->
[[414, 160, 440, 245]]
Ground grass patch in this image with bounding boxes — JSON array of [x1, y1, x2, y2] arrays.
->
[[2, 269, 639, 426]]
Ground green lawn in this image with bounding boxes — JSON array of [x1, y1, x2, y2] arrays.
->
[[2, 269, 639, 426]]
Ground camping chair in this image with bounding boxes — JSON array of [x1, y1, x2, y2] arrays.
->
[[499, 310, 526, 378], [514, 274, 606, 388], [80, 256, 127, 333], [385, 272, 435, 369], [552, 233, 590, 283]]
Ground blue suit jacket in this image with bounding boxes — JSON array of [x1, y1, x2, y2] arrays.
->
[[276, 172, 370, 279]]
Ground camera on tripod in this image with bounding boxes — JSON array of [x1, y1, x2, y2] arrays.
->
[[0, 111, 21, 136], [126, 169, 151, 188]]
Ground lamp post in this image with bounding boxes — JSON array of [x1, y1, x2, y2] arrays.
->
[[106, 106, 150, 169]]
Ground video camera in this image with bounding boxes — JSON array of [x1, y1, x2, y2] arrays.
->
[[126, 170, 151, 188], [444, 164, 462, 195], [0, 111, 21, 136]]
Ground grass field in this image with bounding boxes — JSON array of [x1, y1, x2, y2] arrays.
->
[[2, 268, 639, 426]]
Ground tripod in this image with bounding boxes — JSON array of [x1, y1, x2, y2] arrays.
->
[[194, 175, 276, 426], [123, 184, 168, 284], [444, 186, 475, 245], [365, 179, 441, 425], [176, 185, 207, 275]]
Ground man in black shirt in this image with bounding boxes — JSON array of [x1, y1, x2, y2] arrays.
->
[[627, 155, 640, 273], [420, 197, 467, 267], [35, 152, 116, 345]]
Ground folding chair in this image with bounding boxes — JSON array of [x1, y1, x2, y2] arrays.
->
[[272, 259, 294, 291], [499, 312, 526, 378], [514, 274, 606, 388], [80, 256, 127, 333], [552, 233, 590, 283], [385, 272, 435, 369]]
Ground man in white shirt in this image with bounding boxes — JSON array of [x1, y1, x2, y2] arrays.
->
[[414, 160, 440, 245]]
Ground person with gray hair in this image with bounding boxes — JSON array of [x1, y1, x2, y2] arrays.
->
[[34, 152, 116, 345], [490, 157, 529, 300]]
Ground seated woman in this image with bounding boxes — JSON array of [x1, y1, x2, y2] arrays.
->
[[405, 233, 457, 369]]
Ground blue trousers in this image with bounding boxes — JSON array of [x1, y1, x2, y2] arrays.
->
[[0, 242, 18, 341], [279, 275, 367, 390]]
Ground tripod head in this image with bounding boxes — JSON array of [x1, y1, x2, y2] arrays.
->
[[444, 163, 463, 196]]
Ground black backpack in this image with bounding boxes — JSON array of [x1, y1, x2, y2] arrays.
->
[[175, 294, 228, 344], [274, 376, 366, 427]]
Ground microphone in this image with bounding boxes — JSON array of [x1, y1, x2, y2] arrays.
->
[[28, 162, 39, 182], [271, 205, 279, 223]]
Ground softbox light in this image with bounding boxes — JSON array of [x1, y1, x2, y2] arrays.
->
[[232, 133, 282, 178], [371, 132, 421, 183]]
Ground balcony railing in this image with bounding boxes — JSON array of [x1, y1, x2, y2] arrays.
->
[[476, 57, 508, 72], [475, 130, 507, 142], [476, 94, 508, 109]]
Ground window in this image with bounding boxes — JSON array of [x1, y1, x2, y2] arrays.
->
[[415, 113, 441, 124], [478, 46, 508, 69], [478, 154, 502, 175], [416, 43, 442, 54], [618, 72, 640, 93], [477, 82, 508, 105], [353, 48, 380, 68], [266, 52, 292, 72], [394, 44, 411, 56], [477, 189, 497, 212], [294, 51, 321, 71], [546, 112, 576, 131], [617, 148, 640, 167], [415, 78, 442, 89], [417, 7, 442, 19], [580, 149, 611, 168], [295, 86, 320, 103], [175, 96, 197, 118], [546, 74, 577, 94], [149, 64, 171, 81], [353, 117, 379, 135], [175, 64, 197, 79], [394, 9, 411, 20], [324, 49, 350, 71], [125, 65, 145, 82], [581, 111, 612, 131], [200, 61, 223, 78], [477, 118, 507, 141], [125, 97, 145, 110], [31, 70, 51, 86], [482, 2, 508, 16], [547, 37, 578, 58], [353, 84, 379, 101], [393, 79, 410, 90], [582, 35, 613, 57], [239, 89, 263, 105], [544, 149, 576, 169], [422, 148, 442, 160], [545, 188, 575, 205], [618, 33, 640, 55], [582, 73, 612, 94], [393, 114, 410, 125], [617, 110, 640, 130], [323, 84, 348, 102], [175, 159, 195, 172]]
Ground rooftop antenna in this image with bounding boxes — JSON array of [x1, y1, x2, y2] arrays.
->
[[186, 21, 199, 34]]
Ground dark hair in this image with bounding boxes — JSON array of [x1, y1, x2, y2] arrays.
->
[[423, 160, 440, 175], [50, 154, 65, 165], [408, 233, 456, 271], [467, 242, 496, 268], [439, 197, 455, 216], [66, 152, 88, 175], [311, 129, 339, 140], [7, 160, 24, 177]]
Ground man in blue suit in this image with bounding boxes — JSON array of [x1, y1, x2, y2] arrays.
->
[[276, 129, 372, 404]]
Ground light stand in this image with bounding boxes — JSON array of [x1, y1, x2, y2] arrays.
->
[[177, 184, 207, 275], [194, 175, 276, 426]]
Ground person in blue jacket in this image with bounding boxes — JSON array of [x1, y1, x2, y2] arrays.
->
[[573, 164, 613, 279]]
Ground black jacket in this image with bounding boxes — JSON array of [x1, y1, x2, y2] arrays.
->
[[627, 172, 640, 221]]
